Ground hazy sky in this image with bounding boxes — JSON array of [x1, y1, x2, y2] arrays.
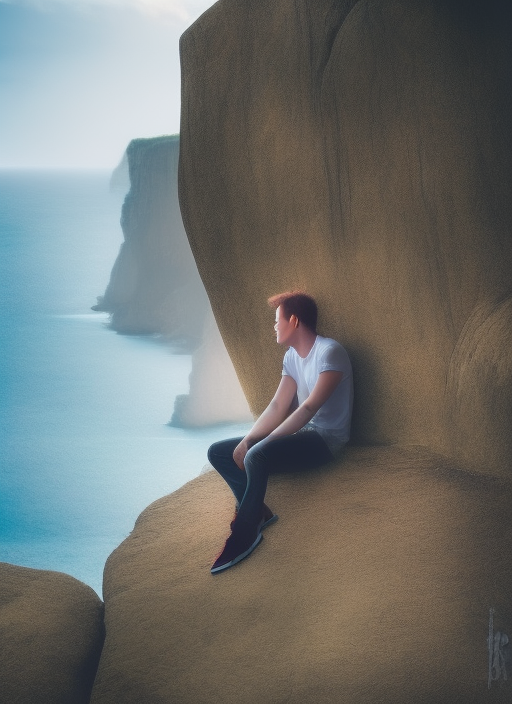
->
[[0, 0, 217, 169]]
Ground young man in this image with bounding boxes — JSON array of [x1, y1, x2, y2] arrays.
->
[[208, 292, 353, 573]]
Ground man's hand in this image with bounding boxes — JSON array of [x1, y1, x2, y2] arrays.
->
[[233, 437, 250, 470], [231, 376, 298, 469]]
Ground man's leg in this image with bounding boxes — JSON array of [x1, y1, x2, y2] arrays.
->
[[237, 430, 334, 527], [207, 437, 246, 506], [208, 436, 264, 574], [209, 431, 333, 574]]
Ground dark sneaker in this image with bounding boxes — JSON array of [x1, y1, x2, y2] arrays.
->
[[230, 503, 278, 532], [229, 507, 239, 531], [260, 503, 279, 531], [211, 521, 262, 574]]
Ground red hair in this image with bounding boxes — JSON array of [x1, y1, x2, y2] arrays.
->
[[268, 291, 318, 332]]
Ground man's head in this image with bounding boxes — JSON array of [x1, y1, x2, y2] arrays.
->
[[268, 291, 318, 333]]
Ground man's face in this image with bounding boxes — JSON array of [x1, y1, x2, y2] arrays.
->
[[274, 305, 295, 345]]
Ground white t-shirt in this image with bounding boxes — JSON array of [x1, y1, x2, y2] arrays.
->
[[282, 335, 353, 453]]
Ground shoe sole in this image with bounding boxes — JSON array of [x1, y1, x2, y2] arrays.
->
[[231, 513, 279, 532], [211, 533, 263, 574]]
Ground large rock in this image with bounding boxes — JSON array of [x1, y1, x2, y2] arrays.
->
[[90, 449, 512, 703], [0, 563, 104, 704], [179, 0, 512, 477], [95, 135, 209, 344]]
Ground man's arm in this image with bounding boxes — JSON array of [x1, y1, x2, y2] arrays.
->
[[266, 370, 342, 441], [233, 370, 343, 469], [233, 375, 297, 469]]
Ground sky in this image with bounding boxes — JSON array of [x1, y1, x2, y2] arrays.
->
[[0, 0, 217, 169]]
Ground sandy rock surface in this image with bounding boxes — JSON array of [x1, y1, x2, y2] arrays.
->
[[0, 563, 104, 704], [179, 0, 512, 477], [91, 448, 512, 703]]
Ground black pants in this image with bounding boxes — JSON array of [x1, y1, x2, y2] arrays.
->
[[207, 430, 334, 526]]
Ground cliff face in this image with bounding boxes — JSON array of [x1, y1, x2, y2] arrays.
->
[[95, 135, 209, 345], [179, 0, 512, 477]]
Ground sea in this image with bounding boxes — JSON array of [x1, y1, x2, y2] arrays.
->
[[0, 170, 250, 597]]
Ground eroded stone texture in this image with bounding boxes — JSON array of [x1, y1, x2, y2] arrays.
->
[[179, 0, 512, 477], [90, 451, 512, 703], [0, 563, 104, 704]]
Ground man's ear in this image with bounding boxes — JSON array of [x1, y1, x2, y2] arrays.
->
[[291, 315, 299, 328]]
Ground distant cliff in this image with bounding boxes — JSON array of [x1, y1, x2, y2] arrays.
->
[[94, 135, 208, 346], [94, 134, 251, 426]]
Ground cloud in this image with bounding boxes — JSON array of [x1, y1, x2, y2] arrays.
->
[[0, 0, 215, 23]]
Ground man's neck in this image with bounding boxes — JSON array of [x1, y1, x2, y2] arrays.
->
[[290, 327, 317, 359]]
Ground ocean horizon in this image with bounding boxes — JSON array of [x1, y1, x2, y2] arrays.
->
[[0, 169, 250, 596]]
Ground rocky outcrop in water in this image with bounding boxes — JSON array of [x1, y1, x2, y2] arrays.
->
[[179, 0, 512, 478], [0, 563, 104, 704], [94, 135, 208, 346]]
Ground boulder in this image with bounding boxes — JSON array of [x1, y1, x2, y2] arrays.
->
[[0, 563, 104, 704], [178, 0, 512, 477], [90, 448, 512, 703]]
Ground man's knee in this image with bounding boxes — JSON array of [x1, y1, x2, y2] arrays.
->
[[207, 442, 218, 464], [244, 443, 270, 473], [207, 437, 242, 466]]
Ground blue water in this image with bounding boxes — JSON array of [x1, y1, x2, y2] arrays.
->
[[0, 171, 249, 597]]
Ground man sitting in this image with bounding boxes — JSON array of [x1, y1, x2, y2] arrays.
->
[[207, 291, 353, 573]]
